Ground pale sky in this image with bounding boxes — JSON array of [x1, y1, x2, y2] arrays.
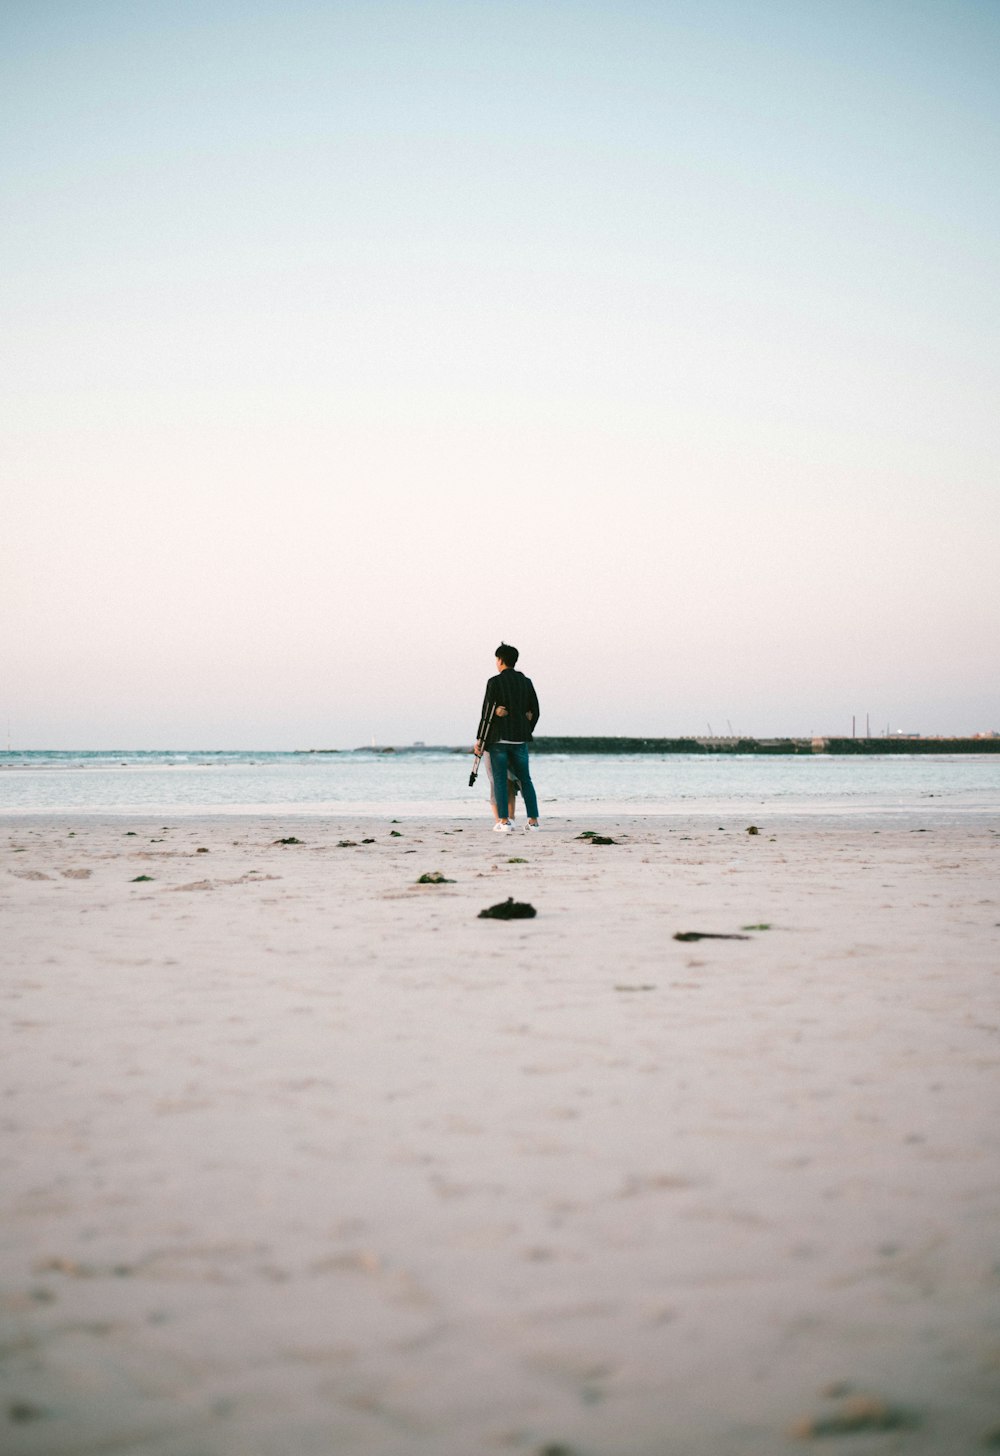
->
[[3, 0, 998, 749]]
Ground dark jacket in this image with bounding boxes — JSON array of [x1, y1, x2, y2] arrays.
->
[[477, 669, 540, 747]]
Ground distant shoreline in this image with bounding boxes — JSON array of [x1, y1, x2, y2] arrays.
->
[[306, 736, 1000, 756], [3, 739, 997, 759]]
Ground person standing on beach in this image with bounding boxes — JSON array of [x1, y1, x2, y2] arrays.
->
[[474, 643, 540, 833]]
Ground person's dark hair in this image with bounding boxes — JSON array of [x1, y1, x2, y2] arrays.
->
[[496, 642, 519, 668]]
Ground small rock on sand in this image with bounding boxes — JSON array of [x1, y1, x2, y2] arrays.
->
[[789, 1394, 914, 1438], [8, 1400, 48, 1423]]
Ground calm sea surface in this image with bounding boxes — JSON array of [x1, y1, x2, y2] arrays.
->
[[2, 750, 999, 818]]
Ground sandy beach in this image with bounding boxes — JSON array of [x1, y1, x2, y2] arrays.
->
[[2, 810, 999, 1454]]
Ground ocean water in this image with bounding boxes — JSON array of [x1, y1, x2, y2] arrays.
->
[[2, 749, 999, 818]]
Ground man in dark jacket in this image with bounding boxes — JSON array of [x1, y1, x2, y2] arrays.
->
[[475, 643, 540, 833]]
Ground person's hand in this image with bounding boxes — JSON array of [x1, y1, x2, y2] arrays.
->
[[474, 742, 482, 756], [495, 705, 508, 717], [526, 710, 534, 722]]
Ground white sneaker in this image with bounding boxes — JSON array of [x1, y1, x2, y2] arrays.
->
[[525, 821, 541, 832], [493, 821, 515, 833]]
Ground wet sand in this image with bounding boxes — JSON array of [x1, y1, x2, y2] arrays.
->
[[2, 812, 1000, 1454]]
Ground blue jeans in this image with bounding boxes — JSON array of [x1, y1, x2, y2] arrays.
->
[[489, 742, 538, 820]]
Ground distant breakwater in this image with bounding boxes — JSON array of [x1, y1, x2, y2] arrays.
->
[[530, 737, 1000, 755], [299, 737, 1000, 756]]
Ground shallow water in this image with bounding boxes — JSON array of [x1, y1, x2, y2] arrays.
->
[[2, 749, 998, 817]]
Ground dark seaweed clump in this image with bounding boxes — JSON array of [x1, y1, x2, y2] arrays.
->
[[479, 897, 536, 920], [673, 931, 750, 942]]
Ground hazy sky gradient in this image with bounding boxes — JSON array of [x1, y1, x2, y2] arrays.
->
[[3, 0, 998, 748]]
